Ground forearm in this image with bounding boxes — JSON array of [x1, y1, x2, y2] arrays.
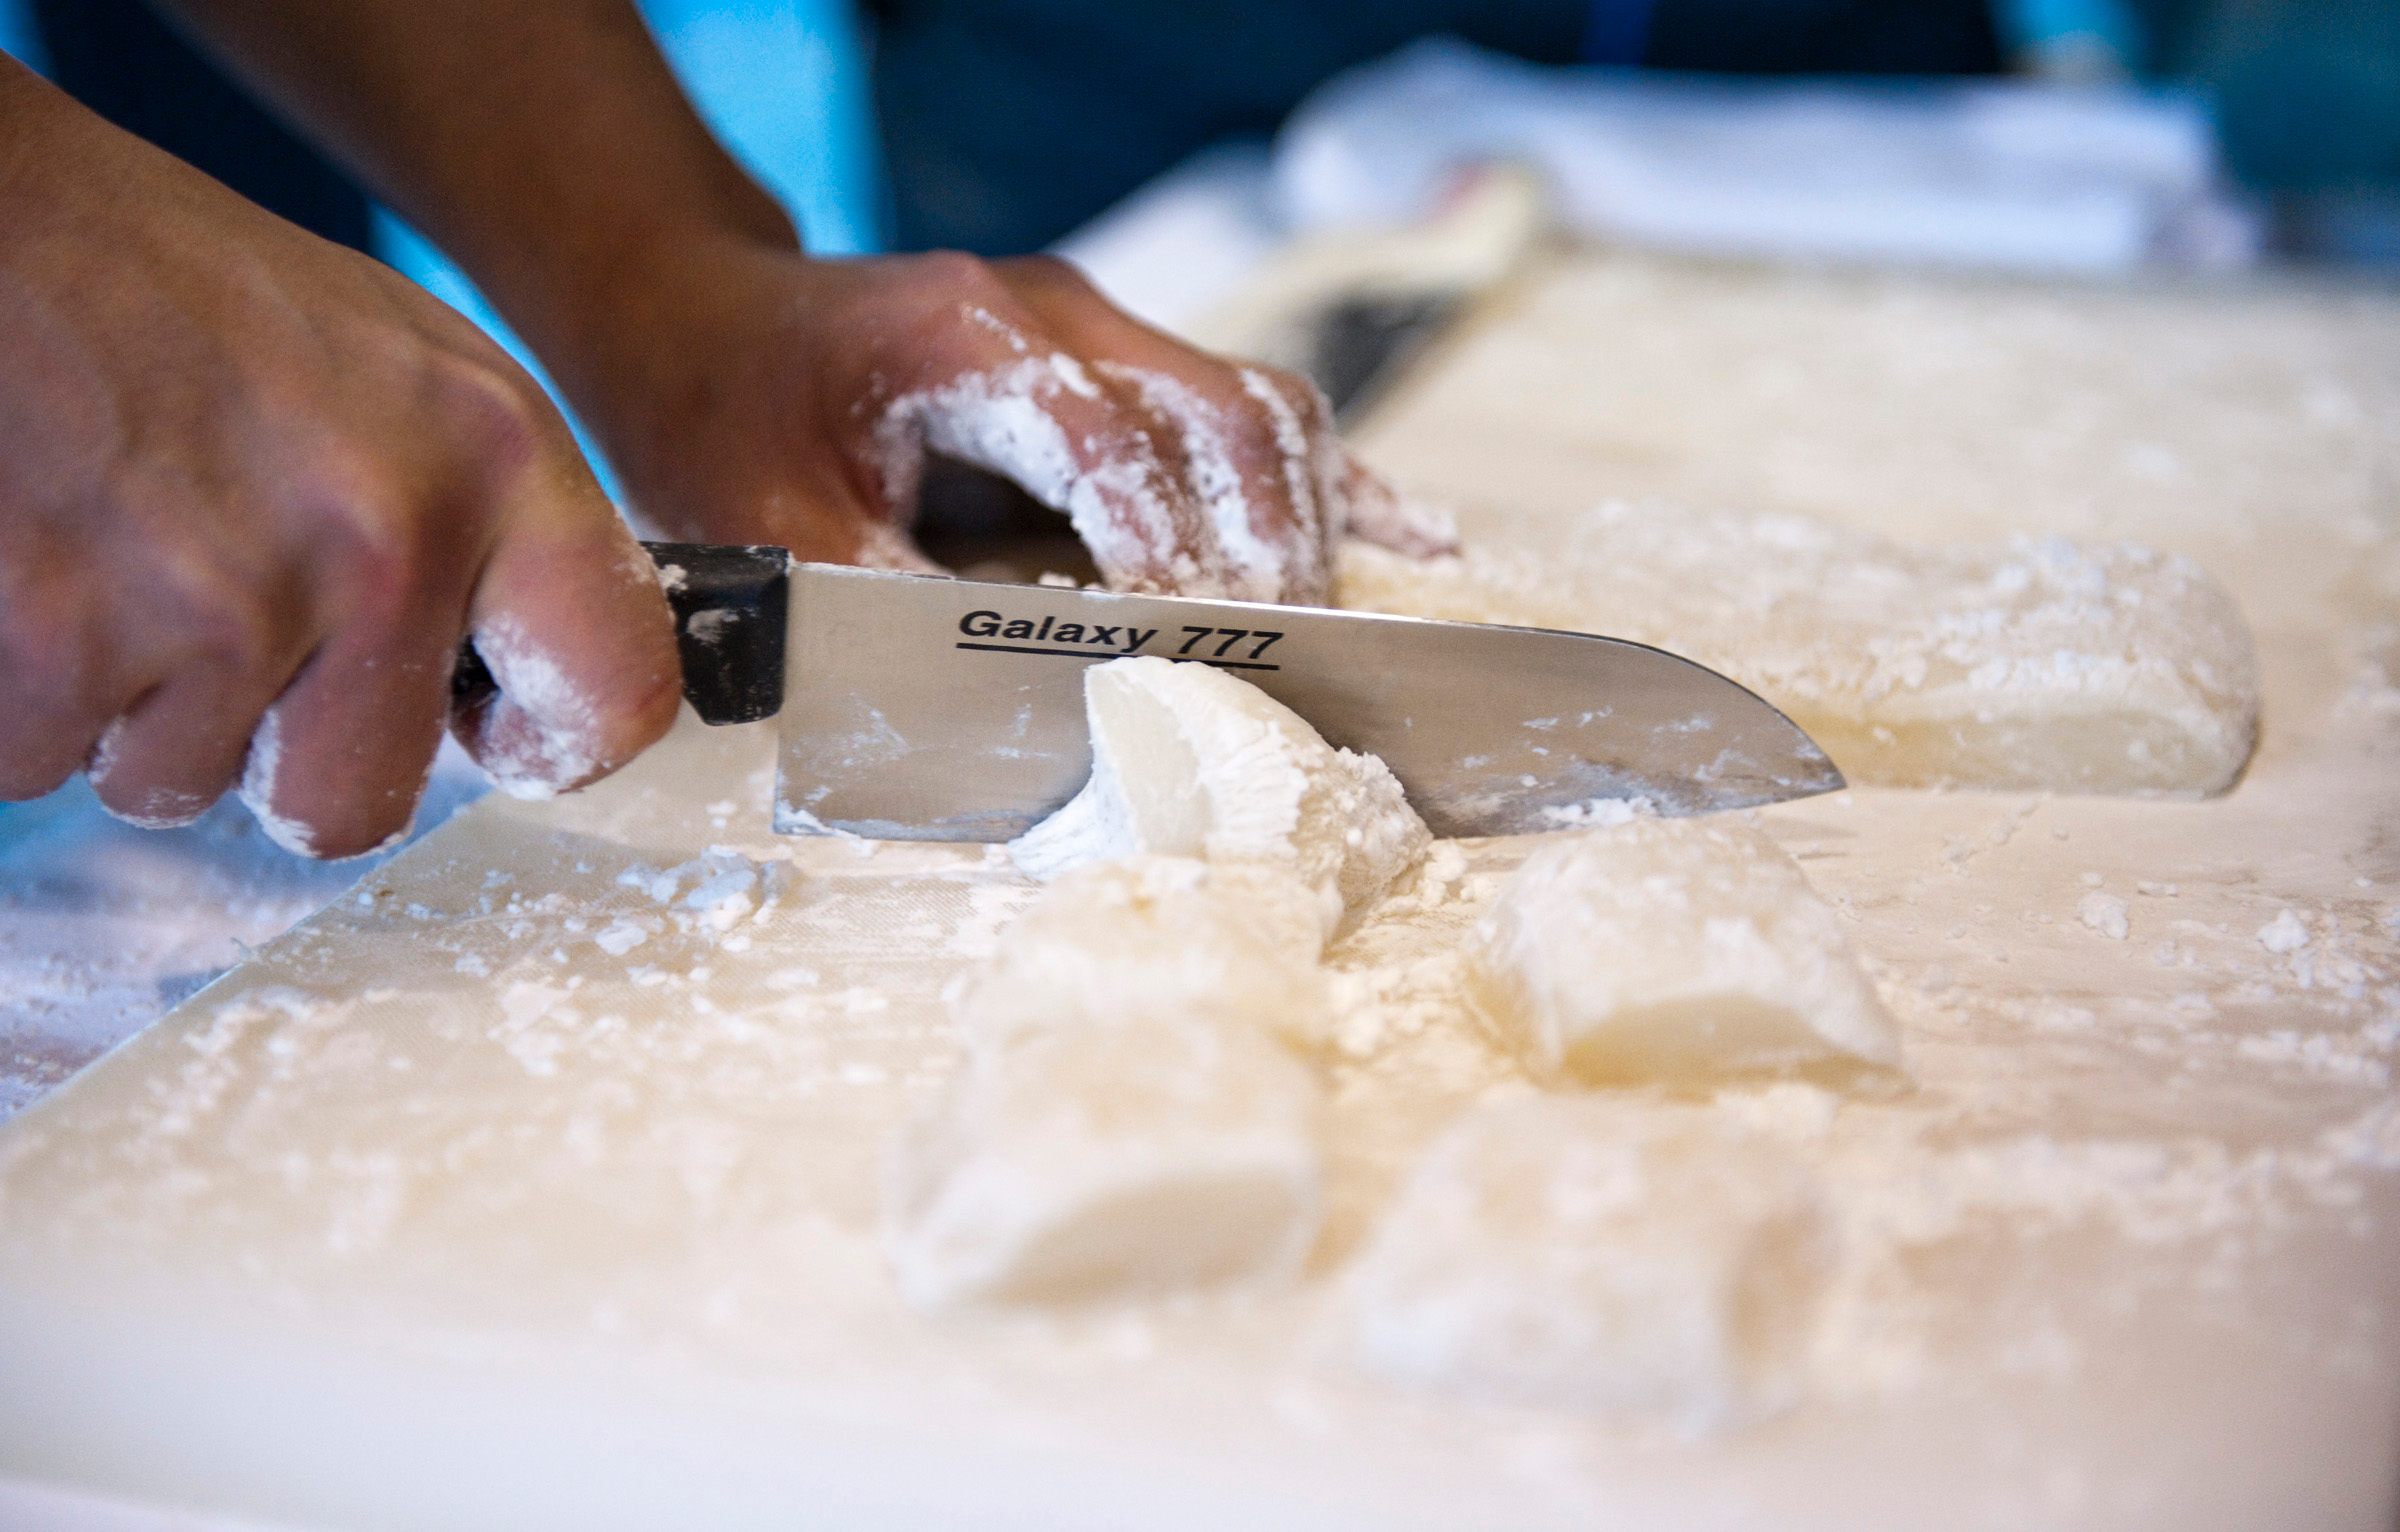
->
[[149, 0, 797, 371], [0, 48, 92, 199]]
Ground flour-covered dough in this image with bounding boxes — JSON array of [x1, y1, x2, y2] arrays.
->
[[886, 1020, 1322, 1308], [1343, 1095, 1832, 1432], [1008, 656, 1429, 934], [1469, 819, 1901, 1085], [1338, 502, 2259, 796], [953, 856, 1330, 1055]]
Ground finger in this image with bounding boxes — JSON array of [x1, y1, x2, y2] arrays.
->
[[453, 502, 681, 802], [1252, 365, 1459, 558], [868, 304, 1206, 595], [88, 656, 295, 829], [1000, 262, 1344, 602], [0, 569, 154, 801], [232, 619, 453, 858], [1090, 358, 1325, 603], [1009, 258, 1457, 579], [87, 561, 318, 829], [1336, 450, 1461, 558]]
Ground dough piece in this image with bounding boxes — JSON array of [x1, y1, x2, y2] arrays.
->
[[1468, 819, 1901, 1085], [1343, 1095, 1832, 1432], [1337, 501, 2259, 796], [953, 856, 1331, 1055], [886, 1020, 1322, 1309], [1008, 656, 1429, 934]]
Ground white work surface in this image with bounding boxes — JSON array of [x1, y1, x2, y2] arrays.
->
[[3, 249, 2398, 1531]]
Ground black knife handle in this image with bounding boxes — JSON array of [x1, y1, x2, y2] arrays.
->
[[450, 541, 789, 727]]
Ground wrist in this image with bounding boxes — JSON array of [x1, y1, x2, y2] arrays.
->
[[524, 228, 838, 533], [484, 167, 801, 370], [0, 54, 83, 196]]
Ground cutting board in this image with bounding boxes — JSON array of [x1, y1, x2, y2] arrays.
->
[[2, 251, 2396, 1531]]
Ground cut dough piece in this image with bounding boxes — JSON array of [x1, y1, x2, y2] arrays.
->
[[1337, 500, 2259, 795], [953, 856, 1331, 1055], [1343, 1095, 1832, 1433], [1468, 819, 1901, 1085], [1008, 656, 1428, 934], [886, 1020, 1322, 1309]]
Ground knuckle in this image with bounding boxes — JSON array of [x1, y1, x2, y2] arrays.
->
[[179, 588, 283, 675], [290, 440, 415, 549], [292, 489, 441, 629], [345, 530, 458, 629], [1, 606, 99, 717], [1256, 363, 1331, 424], [899, 252, 1038, 351], [997, 252, 1094, 298], [1223, 388, 1299, 460], [908, 248, 1003, 297], [427, 354, 545, 469]]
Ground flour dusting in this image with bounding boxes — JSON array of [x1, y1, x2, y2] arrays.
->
[[236, 705, 324, 857], [466, 615, 604, 801]]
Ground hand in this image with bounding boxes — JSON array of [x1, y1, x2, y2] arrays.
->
[[0, 64, 680, 856], [560, 241, 1457, 605]]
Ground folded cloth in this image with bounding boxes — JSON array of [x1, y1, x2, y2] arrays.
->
[[1273, 38, 2259, 273]]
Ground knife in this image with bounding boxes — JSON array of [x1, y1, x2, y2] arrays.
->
[[454, 543, 1844, 841]]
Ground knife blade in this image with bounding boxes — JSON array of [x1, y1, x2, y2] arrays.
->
[[773, 563, 1842, 841], [453, 547, 1845, 839]]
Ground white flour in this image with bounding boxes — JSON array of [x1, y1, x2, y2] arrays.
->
[[85, 717, 210, 832], [465, 615, 605, 802], [3, 249, 2397, 1527], [870, 321, 1382, 602], [234, 705, 325, 857]]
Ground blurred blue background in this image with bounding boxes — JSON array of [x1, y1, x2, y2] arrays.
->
[[1, 0, 2393, 295], [372, 0, 884, 427], [0, 0, 884, 254], [0, 0, 885, 484]]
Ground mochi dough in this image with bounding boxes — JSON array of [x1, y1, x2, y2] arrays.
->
[[885, 1019, 1323, 1309], [1337, 501, 2259, 796], [1342, 1095, 1833, 1433], [952, 856, 1331, 1056], [1008, 656, 1429, 934], [1468, 819, 1902, 1086]]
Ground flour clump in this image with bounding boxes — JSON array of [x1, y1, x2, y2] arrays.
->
[[1468, 819, 1902, 1086], [885, 1018, 1323, 1309], [1008, 656, 1429, 935], [952, 856, 1330, 1055], [1342, 1095, 1833, 1433], [1337, 501, 2259, 796]]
